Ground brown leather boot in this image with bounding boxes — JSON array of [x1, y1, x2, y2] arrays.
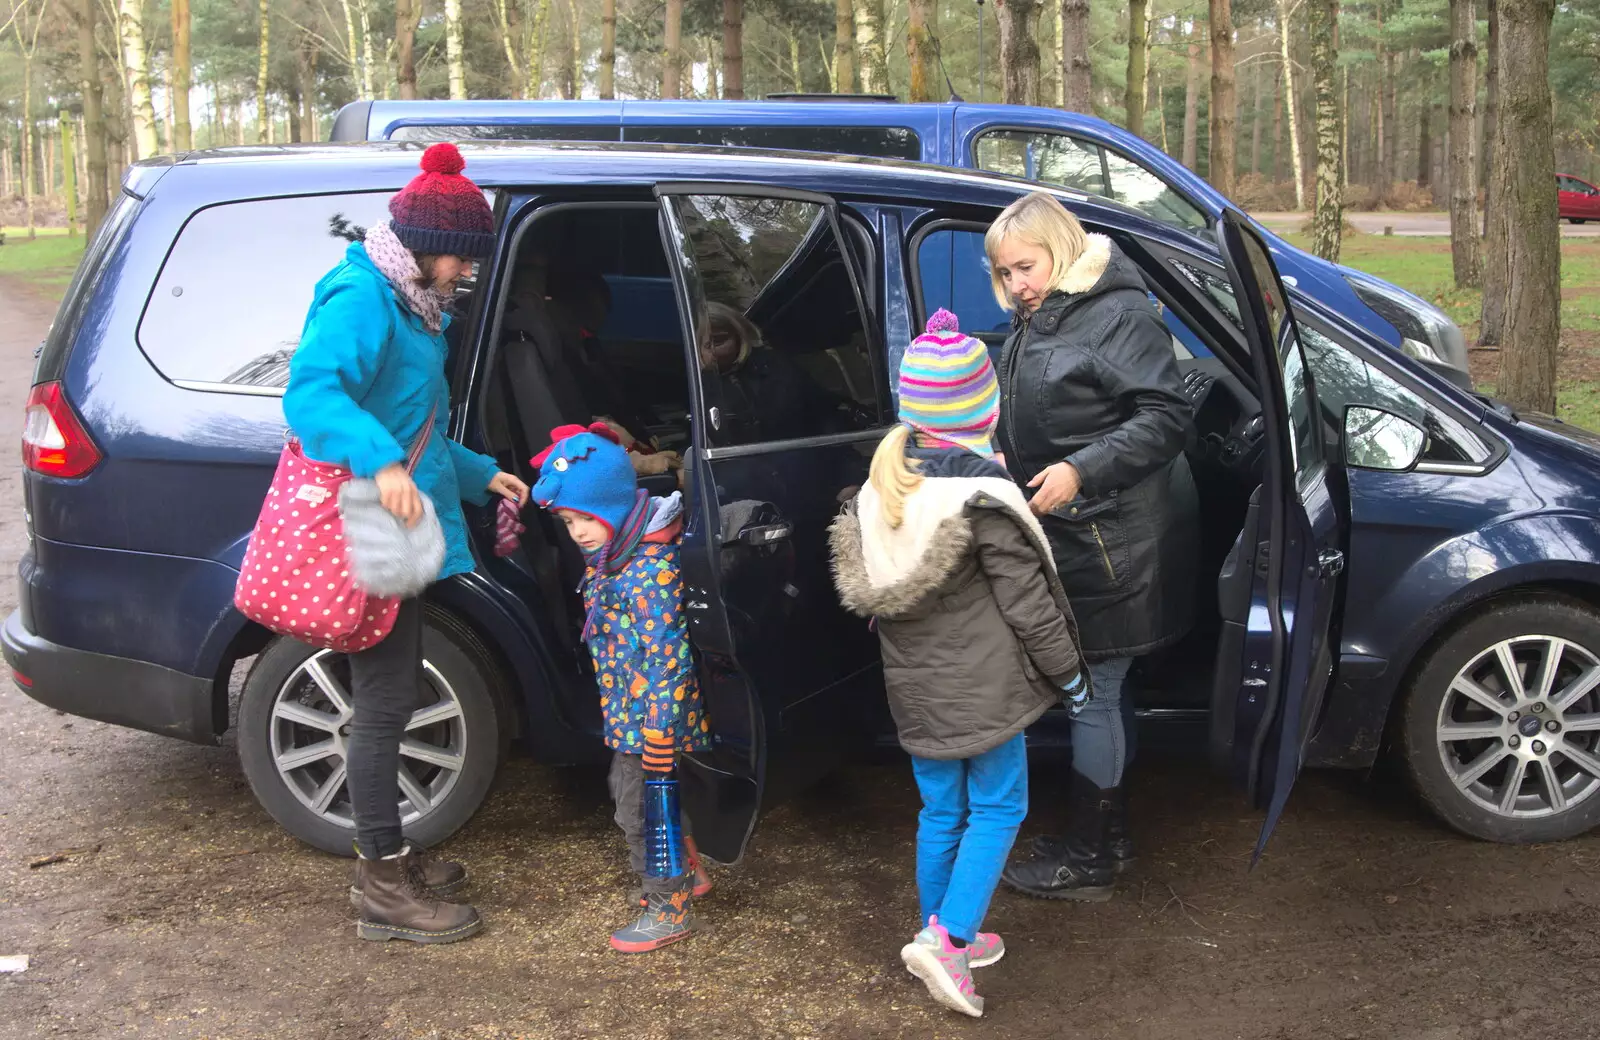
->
[[356, 853, 482, 944], [349, 844, 469, 910]]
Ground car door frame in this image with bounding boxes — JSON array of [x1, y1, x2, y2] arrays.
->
[[652, 179, 892, 864]]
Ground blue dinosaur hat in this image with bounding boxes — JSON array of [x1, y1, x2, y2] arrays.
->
[[531, 424, 639, 538]]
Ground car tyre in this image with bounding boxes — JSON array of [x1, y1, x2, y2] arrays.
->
[[236, 607, 508, 856], [1400, 597, 1600, 843]]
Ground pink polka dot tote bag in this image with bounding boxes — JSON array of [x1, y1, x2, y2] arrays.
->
[[233, 407, 434, 652]]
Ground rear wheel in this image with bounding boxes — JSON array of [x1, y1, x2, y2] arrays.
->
[[236, 608, 508, 855], [1401, 598, 1600, 843]]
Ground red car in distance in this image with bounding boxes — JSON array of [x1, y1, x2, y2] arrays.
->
[[1559, 173, 1600, 223]]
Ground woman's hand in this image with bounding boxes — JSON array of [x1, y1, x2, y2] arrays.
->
[[1027, 462, 1083, 516], [376, 463, 424, 528], [487, 471, 529, 505]]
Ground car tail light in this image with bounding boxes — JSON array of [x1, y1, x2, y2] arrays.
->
[[23, 382, 101, 478]]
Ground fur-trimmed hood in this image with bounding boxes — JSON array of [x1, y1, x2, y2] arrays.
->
[[830, 474, 1056, 619]]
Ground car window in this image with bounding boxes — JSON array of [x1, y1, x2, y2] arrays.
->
[[138, 192, 400, 391], [662, 194, 883, 447], [388, 124, 622, 142], [914, 228, 1012, 344], [974, 129, 1207, 232], [1169, 255, 1488, 465], [626, 124, 921, 161]]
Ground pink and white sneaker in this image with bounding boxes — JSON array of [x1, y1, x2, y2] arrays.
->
[[900, 918, 984, 1018], [966, 930, 1006, 968]]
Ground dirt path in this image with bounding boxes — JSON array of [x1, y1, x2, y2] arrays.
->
[[2, 280, 1600, 1040]]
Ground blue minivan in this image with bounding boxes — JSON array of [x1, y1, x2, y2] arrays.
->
[[329, 97, 1471, 386], [10, 141, 1600, 868]]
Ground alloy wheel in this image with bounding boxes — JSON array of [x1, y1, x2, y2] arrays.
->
[[267, 650, 468, 830], [1436, 635, 1600, 819]]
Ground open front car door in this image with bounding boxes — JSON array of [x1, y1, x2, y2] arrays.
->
[[1209, 209, 1348, 862]]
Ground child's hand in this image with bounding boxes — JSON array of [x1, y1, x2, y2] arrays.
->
[[487, 471, 529, 505], [376, 463, 424, 528]]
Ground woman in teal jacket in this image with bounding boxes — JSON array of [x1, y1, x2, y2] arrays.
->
[[282, 143, 527, 944]]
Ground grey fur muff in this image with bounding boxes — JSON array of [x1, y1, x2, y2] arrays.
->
[[338, 478, 446, 598]]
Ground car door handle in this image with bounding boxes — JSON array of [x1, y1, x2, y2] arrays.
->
[[737, 522, 792, 546], [1316, 548, 1345, 579]]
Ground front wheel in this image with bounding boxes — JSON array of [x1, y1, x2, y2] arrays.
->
[[236, 608, 508, 855], [1400, 598, 1600, 843]]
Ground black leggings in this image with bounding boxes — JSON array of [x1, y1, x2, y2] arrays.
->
[[347, 597, 423, 859]]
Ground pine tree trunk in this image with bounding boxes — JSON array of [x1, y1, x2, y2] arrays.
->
[[1493, 0, 1559, 412], [1126, 0, 1149, 134], [493, 0, 524, 96], [445, 0, 467, 98], [1061, 0, 1092, 112], [396, 0, 420, 99], [1481, 0, 1506, 343], [856, 0, 888, 93], [908, 0, 938, 102], [568, 0, 582, 98], [662, 0, 683, 98], [1416, 62, 1432, 187], [996, 0, 1042, 105], [256, 0, 271, 144], [1250, 53, 1264, 174], [834, 0, 855, 92], [300, 40, 318, 140], [1278, 0, 1306, 208], [601, 0, 617, 98], [168, 0, 191, 151], [78, 0, 109, 234], [1209, 0, 1237, 195], [528, 0, 551, 98], [118, 0, 160, 159], [1273, 62, 1285, 178], [1310, 0, 1341, 260], [1448, 0, 1481, 286], [720, 0, 743, 98], [1183, 19, 1203, 169], [59, 111, 78, 234], [1157, 67, 1170, 152]]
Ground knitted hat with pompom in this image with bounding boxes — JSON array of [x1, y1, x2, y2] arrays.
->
[[896, 308, 1000, 458], [387, 143, 495, 259]]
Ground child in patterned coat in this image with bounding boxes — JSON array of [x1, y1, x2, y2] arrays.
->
[[530, 423, 713, 953]]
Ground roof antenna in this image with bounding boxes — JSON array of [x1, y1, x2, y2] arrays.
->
[[930, 31, 964, 102]]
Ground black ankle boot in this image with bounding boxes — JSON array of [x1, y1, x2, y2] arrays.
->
[[1030, 782, 1135, 875], [1004, 772, 1115, 901]]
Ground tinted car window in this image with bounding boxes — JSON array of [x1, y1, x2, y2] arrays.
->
[[138, 192, 397, 390], [626, 124, 921, 160], [975, 129, 1207, 232], [389, 124, 622, 142], [664, 194, 883, 446]]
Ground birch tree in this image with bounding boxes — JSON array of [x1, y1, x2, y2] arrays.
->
[[856, 0, 888, 93], [1310, 0, 1341, 260], [257, 0, 271, 143], [1278, 0, 1307, 207], [340, 0, 364, 97], [9, 0, 48, 237], [1061, 0, 1092, 112], [834, 0, 854, 92], [118, 0, 159, 159], [1492, 0, 1559, 413], [445, 0, 467, 98], [1448, 0, 1480, 286]]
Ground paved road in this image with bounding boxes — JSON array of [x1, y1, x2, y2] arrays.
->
[[1253, 210, 1600, 238], [3, 279, 1600, 1039]]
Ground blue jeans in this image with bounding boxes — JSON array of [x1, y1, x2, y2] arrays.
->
[[1071, 657, 1133, 788], [910, 732, 1029, 944]]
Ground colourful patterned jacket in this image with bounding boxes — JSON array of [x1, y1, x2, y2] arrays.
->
[[580, 536, 711, 755]]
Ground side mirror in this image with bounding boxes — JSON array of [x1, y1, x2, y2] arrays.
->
[[1343, 405, 1426, 471]]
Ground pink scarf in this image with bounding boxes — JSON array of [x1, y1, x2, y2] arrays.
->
[[363, 220, 447, 333]]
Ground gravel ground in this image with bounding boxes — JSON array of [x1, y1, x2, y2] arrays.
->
[[3, 278, 1600, 1040]]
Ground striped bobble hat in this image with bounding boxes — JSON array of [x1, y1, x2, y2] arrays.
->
[[896, 308, 1001, 458]]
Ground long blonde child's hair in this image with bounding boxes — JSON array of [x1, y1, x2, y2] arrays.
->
[[868, 425, 924, 528], [983, 191, 1092, 311]]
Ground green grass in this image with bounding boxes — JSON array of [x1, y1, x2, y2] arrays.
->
[[0, 232, 87, 296], [1283, 233, 1600, 431]]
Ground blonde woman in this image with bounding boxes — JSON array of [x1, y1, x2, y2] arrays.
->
[[987, 192, 1199, 901]]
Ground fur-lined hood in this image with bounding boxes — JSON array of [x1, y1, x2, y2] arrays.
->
[[830, 474, 1056, 619]]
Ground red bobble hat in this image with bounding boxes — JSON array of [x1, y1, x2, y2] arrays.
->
[[387, 143, 495, 259]]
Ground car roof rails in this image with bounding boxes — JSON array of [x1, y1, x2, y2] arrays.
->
[[763, 93, 899, 103]]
